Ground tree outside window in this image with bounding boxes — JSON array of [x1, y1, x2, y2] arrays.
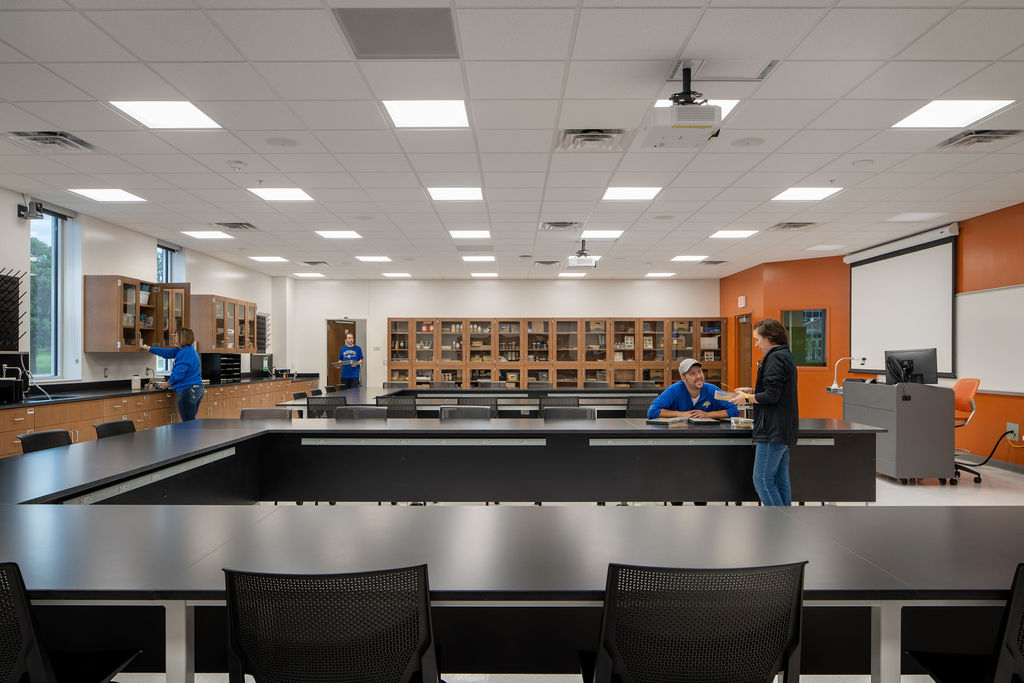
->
[[781, 309, 826, 367]]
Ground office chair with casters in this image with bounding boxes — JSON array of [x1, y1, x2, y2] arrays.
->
[[439, 405, 491, 421], [0, 562, 140, 683], [383, 381, 407, 389], [580, 562, 806, 683], [306, 395, 348, 418], [584, 381, 610, 388], [430, 381, 458, 389], [543, 406, 596, 421], [223, 565, 440, 683], [458, 396, 499, 417], [951, 378, 983, 485], [16, 429, 71, 454], [291, 391, 307, 400], [629, 380, 657, 388], [539, 395, 579, 410], [335, 406, 388, 420], [625, 395, 653, 418], [376, 395, 417, 418], [92, 419, 135, 439], [906, 561, 1024, 683], [240, 408, 293, 420], [309, 388, 323, 397], [528, 381, 553, 389]]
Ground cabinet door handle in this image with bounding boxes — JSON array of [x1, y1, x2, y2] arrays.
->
[[12, 417, 25, 422]]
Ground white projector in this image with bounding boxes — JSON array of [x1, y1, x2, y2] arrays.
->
[[634, 103, 722, 150], [566, 255, 598, 268]]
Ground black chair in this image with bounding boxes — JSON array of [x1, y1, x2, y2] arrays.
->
[[439, 405, 491, 421], [907, 562, 1024, 683], [629, 380, 657, 388], [224, 565, 440, 683], [528, 381, 553, 389], [324, 385, 337, 393], [476, 380, 505, 389], [292, 391, 307, 400], [240, 408, 293, 420], [430, 381, 458, 388], [306, 395, 348, 418], [383, 381, 407, 388], [377, 395, 417, 418], [584, 381, 610, 388], [625, 395, 653, 418], [335, 406, 388, 420], [581, 562, 806, 683], [457, 396, 499, 418], [310, 388, 323, 396], [333, 385, 344, 392], [543, 406, 596, 421], [539, 395, 579, 410], [0, 561, 140, 683], [92, 419, 136, 440], [16, 429, 71, 454]]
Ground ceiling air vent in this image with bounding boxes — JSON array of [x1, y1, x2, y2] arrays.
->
[[214, 222, 258, 232], [533, 260, 560, 266], [701, 260, 728, 265], [3, 131, 94, 153], [303, 261, 328, 266], [556, 129, 626, 153], [769, 222, 816, 232], [936, 129, 1022, 150], [538, 221, 582, 232]]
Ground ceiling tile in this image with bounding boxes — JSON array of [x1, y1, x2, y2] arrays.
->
[[847, 61, 985, 99], [208, 9, 354, 61], [266, 154, 346, 173], [808, 100, 924, 129], [900, 9, 1024, 60], [122, 155, 210, 174], [150, 63, 277, 101], [87, 10, 244, 61], [285, 172, 359, 188], [549, 153, 621, 173], [315, 130, 401, 154], [0, 11, 136, 61], [480, 154, 549, 173], [754, 61, 883, 100], [725, 100, 832, 130], [337, 154, 412, 173], [0, 103, 56, 131], [196, 101, 306, 130], [945, 63, 1024, 99], [395, 130, 477, 154], [776, 129, 875, 154], [18, 101, 139, 130], [476, 131, 554, 154], [407, 154, 480, 173], [471, 100, 559, 130], [155, 130, 254, 154], [359, 61, 465, 100], [0, 40, 29, 62], [465, 62, 565, 99], [789, 9, 948, 60], [559, 100, 650, 129], [290, 101, 388, 130], [564, 61, 668, 100], [573, 9, 699, 60], [253, 62, 372, 100], [457, 9, 575, 60], [684, 8, 827, 60], [232, 131, 326, 154], [0, 64, 90, 101]]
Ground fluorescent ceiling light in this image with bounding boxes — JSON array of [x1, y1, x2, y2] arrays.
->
[[382, 100, 468, 128], [581, 230, 623, 239], [886, 212, 946, 223], [429, 187, 482, 201], [315, 230, 362, 239], [645, 272, 675, 278], [558, 272, 586, 278], [248, 256, 287, 262], [710, 230, 758, 239], [356, 256, 391, 262], [248, 187, 313, 201], [68, 188, 145, 202], [655, 99, 739, 119], [109, 101, 220, 129], [382, 272, 411, 278], [471, 273, 498, 278], [805, 244, 845, 252], [462, 255, 495, 262], [449, 230, 490, 239], [293, 272, 324, 278], [602, 187, 661, 201], [181, 230, 233, 239], [671, 255, 707, 262], [892, 100, 1014, 128], [772, 187, 843, 201]]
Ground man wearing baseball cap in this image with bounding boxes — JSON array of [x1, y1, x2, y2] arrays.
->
[[646, 358, 739, 420]]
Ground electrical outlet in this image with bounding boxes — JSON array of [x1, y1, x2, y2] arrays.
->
[[1009, 423, 1020, 441]]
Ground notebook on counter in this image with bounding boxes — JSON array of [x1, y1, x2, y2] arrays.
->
[[645, 416, 687, 424], [688, 416, 720, 424]]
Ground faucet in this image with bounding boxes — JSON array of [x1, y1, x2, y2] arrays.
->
[[145, 367, 155, 378]]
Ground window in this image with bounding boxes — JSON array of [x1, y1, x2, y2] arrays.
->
[[781, 309, 826, 367], [29, 214, 60, 377]]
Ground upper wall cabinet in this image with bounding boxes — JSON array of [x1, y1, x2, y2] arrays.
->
[[191, 295, 258, 354], [84, 276, 191, 353]]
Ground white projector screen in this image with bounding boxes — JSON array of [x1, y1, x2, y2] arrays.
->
[[850, 239, 954, 376]]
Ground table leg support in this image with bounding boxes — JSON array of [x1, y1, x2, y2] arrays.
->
[[164, 601, 195, 683], [870, 602, 901, 683]]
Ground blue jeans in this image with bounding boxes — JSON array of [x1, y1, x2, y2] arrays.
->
[[753, 442, 791, 506], [176, 385, 204, 422], [339, 376, 360, 389]]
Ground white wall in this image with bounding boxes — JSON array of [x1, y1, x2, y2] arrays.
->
[[0, 188, 30, 353], [290, 278, 720, 387]]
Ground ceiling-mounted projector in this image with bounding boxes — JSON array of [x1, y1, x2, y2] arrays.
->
[[567, 240, 597, 268], [635, 66, 722, 150]]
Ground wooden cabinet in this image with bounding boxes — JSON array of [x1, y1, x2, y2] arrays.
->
[[387, 317, 728, 389], [191, 295, 258, 354], [84, 276, 190, 352]]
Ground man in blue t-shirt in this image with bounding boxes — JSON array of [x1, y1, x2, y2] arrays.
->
[[337, 332, 364, 388], [647, 358, 739, 420]]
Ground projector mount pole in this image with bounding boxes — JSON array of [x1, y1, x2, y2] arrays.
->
[[670, 67, 706, 106]]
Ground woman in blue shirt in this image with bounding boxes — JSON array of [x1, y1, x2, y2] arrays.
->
[[142, 328, 204, 422]]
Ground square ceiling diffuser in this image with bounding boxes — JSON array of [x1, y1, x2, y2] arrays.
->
[[334, 8, 459, 59]]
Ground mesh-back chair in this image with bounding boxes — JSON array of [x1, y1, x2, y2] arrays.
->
[[292, 391, 307, 400], [457, 396, 499, 418], [476, 380, 505, 389], [907, 561, 1024, 683], [528, 381, 553, 389], [582, 562, 806, 683], [377, 395, 418, 418], [224, 565, 439, 683], [0, 562, 140, 683], [539, 395, 579, 410], [324, 385, 337, 393], [240, 408, 293, 420], [310, 388, 323, 397], [626, 395, 654, 419], [16, 429, 71, 454], [336, 406, 389, 420], [92, 419, 136, 440], [543, 406, 596, 421], [383, 382, 407, 389], [306, 395, 349, 418], [430, 381, 458, 389], [439, 405, 491, 421], [584, 381, 610, 388], [629, 380, 657, 388]]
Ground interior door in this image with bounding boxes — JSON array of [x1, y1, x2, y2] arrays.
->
[[327, 320, 359, 388]]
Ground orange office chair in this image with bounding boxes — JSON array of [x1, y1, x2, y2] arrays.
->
[[952, 378, 982, 485]]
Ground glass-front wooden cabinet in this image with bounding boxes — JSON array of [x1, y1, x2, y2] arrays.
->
[[555, 320, 578, 362], [414, 320, 435, 363], [468, 320, 492, 363], [525, 320, 550, 363], [439, 320, 464, 362], [84, 276, 190, 352], [641, 319, 665, 362], [583, 320, 607, 362], [191, 295, 257, 354]]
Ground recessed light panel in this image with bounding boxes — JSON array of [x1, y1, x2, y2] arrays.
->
[[892, 100, 1014, 128], [805, 244, 846, 252], [645, 272, 675, 278], [581, 230, 623, 239], [450, 230, 490, 239], [315, 230, 362, 239], [293, 272, 325, 278], [429, 187, 482, 201], [383, 100, 468, 128], [357, 256, 392, 262], [710, 230, 758, 239], [248, 187, 313, 201], [471, 273, 498, 278], [558, 272, 586, 278], [655, 99, 739, 119], [462, 255, 495, 262], [382, 272, 411, 278], [68, 188, 145, 202], [885, 212, 946, 223], [181, 230, 233, 239], [249, 256, 288, 262], [109, 101, 220, 129], [671, 255, 707, 262], [771, 187, 842, 201], [602, 187, 661, 201]]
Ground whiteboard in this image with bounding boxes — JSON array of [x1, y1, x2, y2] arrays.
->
[[956, 284, 1024, 394]]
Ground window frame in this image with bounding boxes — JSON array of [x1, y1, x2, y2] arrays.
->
[[781, 308, 827, 368], [28, 212, 62, 378]]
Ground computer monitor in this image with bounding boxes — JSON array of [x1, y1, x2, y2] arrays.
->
[[883, 348, 937, 385]]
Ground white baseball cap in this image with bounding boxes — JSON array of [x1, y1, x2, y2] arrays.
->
[[679, 358, 702, 374]]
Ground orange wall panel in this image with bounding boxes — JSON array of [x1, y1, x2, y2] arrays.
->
[[957, 202, 1024, 293]]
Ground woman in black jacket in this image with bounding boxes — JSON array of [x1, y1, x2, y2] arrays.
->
[[730, 318, 799, 506]]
